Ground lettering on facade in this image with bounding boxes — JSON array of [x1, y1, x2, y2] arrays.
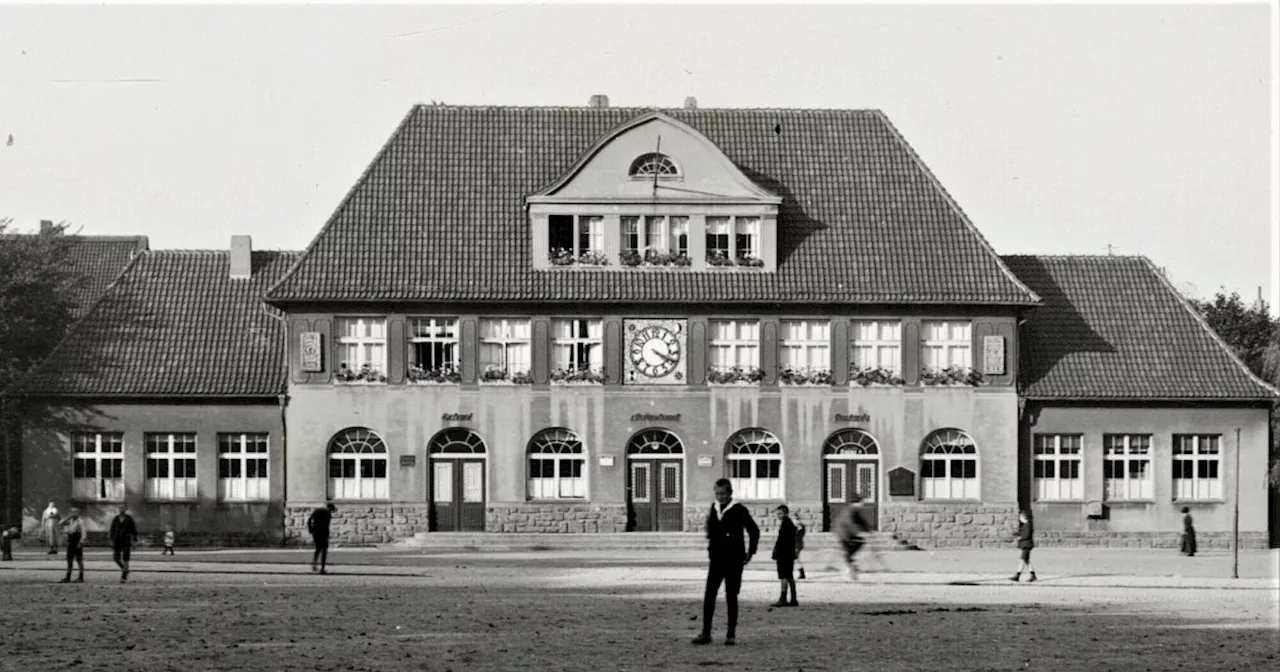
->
[[983, 335, 1006, 375], [441, 413, 473, 422], [630, 413, 681, 422], [399, 455, 416, 467], [300, 332, 323, 372], [834, 413, 871, 423]]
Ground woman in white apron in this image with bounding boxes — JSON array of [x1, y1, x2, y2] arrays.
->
[[41, 501, 60, 554]]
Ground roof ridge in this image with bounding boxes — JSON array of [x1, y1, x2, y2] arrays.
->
[[1002, 254, 1149, 261], [876, 111, 1041, 305], [411, 103, 886, 113], [1138, 256, 1279, 398], [265, 106, 419, 301]]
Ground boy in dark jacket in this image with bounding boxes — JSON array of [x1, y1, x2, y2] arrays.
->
[[109, 505, 138, 583], [1010, 510, 1037, 582], [692, 479, 759, 647], [771, 505, 799, 607], [308, 503, 336, 574]]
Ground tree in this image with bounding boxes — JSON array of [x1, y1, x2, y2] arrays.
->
[[0, 218, 87, 391], [1195, 291, 1280, 488]]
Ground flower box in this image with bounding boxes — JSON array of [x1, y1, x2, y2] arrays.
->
[[549, 368, 608, 385], [778, 368, 835, 386], [407, 366, 462, 385], [480, 367, 533, 385], [334, 363, 387, 384], [620, 250, 692, 268], [549, 249, 610, 267], [707, 366, 765, 386], [850, 366, 905, 387], [920, 366, 984, 387]]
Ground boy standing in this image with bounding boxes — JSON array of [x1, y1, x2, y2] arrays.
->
[[692, 479, 759, 647], [59, 508, 85, 583], [109, 505, 138, 583], [1010, 510, 1037, 582], [307, 502, 336, 574], [771, 505, 799, 607]]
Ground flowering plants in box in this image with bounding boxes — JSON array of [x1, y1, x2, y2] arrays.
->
[[407, 365, 461, 384], [735, 254, 765, 268], [706, 251, 736, 267], [850, 366, 905, 387], [549, 368, 608, 385], [920, 365, 984, 387], [707, 366, 765, 385], [619, 250, 643, 267], [778, 367, 835, 386], [481, 366, 533, 384], [334, 362, 386, 384]]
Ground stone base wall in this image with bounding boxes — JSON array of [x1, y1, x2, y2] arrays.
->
[[682, 502, 823, 536], [284, 504, 432, 545], [879, 503, 1021, 548], [1034, 531, 1270, 550], [487, 504, 628, 532]]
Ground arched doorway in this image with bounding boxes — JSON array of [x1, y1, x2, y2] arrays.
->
[[822, 429, 881, 531], [626, 428, 684, 531], [428, 428, 486, 531]]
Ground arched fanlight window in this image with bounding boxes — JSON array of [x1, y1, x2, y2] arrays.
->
[[628, 153, 679, 178], [823, 429, 880, 456], [327, 427, 388, 499], [920, 428, 979, 500], [429, 428, 486, 455], [527, 428, 586, 499], [627, 429, 685, 455], [725, 428, 782, 500]]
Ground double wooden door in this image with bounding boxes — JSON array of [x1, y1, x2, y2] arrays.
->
[[431, 458, 485, 531], [823, 460, 879, 531], [628, 459, 684, 531]]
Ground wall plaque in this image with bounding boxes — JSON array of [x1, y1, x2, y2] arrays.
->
[[399, 455, 416, 467], [982, 335, 1006, 376], [696, 455, 714, 468], [888, 467, 916, 497], [598, 454, 615, 467], [300, 332, 323, 372]]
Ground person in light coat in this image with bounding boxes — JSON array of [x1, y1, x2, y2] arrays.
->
[[41, 501, 60, 554]]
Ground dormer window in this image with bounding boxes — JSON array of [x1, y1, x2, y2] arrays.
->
[[735, 217, 759, 260], [629, 153, 679, 178], [548, 215, 606, 265]]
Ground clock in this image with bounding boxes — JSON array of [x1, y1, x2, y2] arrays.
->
[[624, 319, 687, 384]]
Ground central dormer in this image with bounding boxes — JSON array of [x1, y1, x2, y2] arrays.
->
[[527, 109, 783, 271]]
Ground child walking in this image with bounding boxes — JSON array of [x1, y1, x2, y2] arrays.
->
[[1011, 510, 1037, 582], [162, 527, 176, 556], [692, 478, 759, 647], [59, 508, 85, 583], [771, 505, 799, 607], [1179, 507, 1197, 557]]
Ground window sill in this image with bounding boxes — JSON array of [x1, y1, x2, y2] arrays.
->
[[1032, 500, 1086, 504], [70, 498, 125, 504], [144, 499, 201, 504], [333, 380, 387, 386], [1172, 499, 1225, 505], [1101, 500, 1157, 505], [549, 380, 605, 387], [407, 380, 462, 386], [479, 380, 534, 386], [217, 499, 273, 504], [917, 499, 983, 504], [524, 498, 590, 503], [707, 381, 762, 388]]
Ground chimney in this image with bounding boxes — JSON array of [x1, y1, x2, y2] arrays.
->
[[40, 219, 55, 234], [230, 235, 252, 279], [684, 96, 698, 109], [588, 94, 609, 108]]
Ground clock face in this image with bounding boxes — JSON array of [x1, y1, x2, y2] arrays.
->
[[624, 319, 687, 384]]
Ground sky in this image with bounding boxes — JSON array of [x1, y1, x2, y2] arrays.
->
[[0, 1, 1276, 312]]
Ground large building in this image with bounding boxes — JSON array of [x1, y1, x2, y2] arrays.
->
[[7, 100, 1276, 548]]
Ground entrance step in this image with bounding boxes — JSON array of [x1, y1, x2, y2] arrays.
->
[[395, 531, 919, 552]]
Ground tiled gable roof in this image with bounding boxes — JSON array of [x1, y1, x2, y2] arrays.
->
[[0, 234, 146, 319], [266, 106, 1039, 305], [1004, 255, 1278, 400], [11, 250, 299, 398]]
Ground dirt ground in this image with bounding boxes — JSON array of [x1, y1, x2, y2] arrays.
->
[[2, 550, 1277, 672]]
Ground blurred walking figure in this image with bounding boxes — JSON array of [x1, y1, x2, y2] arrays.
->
[[162, 527, 176, 556], [1, 525, 16, 561], [41, 501, 60, 554], [833, 496, 873, 580], [59, 508, 85, 583], [308, 502, 336, 574], [110, 505, 138, 583], [1010, 510, 1037, 582], [1179, 507, 1197, 557]]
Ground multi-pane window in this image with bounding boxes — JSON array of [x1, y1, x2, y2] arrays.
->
[[1103, 434, 1152, 500], [734, 217, 760, 259], [409, 318, 459, 373], [1173, 434, 1221, 500], [705, 216, 761, 262], [218, 433, 269, 501], [921, 321, 972, 370], [629, 153, 679, 177], [851, 321, 902, 374], [779, 320, 830, 371], [548, 215, 603, 258], [145, 433, 198, 500], [1033, 434, 1083, 501], [706, 217, 731, 258], [527, 428, 587, 499], [335, 317, 387, 378], [479, 318, 531, 380], [708, 320, 760, 371], [71, 432, 124, 501], [920, 429, 979, 499], [328, 428, 388, 500], [551, 319, 603, 372], [621, 215, 689, 259], [726, 429, 783, 500]]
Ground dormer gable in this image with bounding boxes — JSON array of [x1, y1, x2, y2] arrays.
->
[[528, 111, 782, 272]]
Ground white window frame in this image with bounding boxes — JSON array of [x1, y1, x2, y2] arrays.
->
[[145, 433, 198, 501], [705, 216, 761, 263], [1033, 434, 1083, 501], [1103, 434, 1153, 501], [527, 428, 587, 500], [851, 320, 902, 375], [779, 320, 831, 372], [550, 318, 603, 373], [408, 317, 459, 375], [708, 320, 760, 372], [327, 428, 389, 500], [621, 216, 689, 259], [71, 432, 124, 501], [734, 216, 760, 260], [549, 215, 603, 258], [218, 433, 269, 501], [629, 153, 680, 178], [1173, 434, 1222, 501], [920, 429, 979, 500], [334, 317, 387, 379], [479, 318, 531, 381], [921, 321, 972, 371], [726, 428, 783, 500]]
